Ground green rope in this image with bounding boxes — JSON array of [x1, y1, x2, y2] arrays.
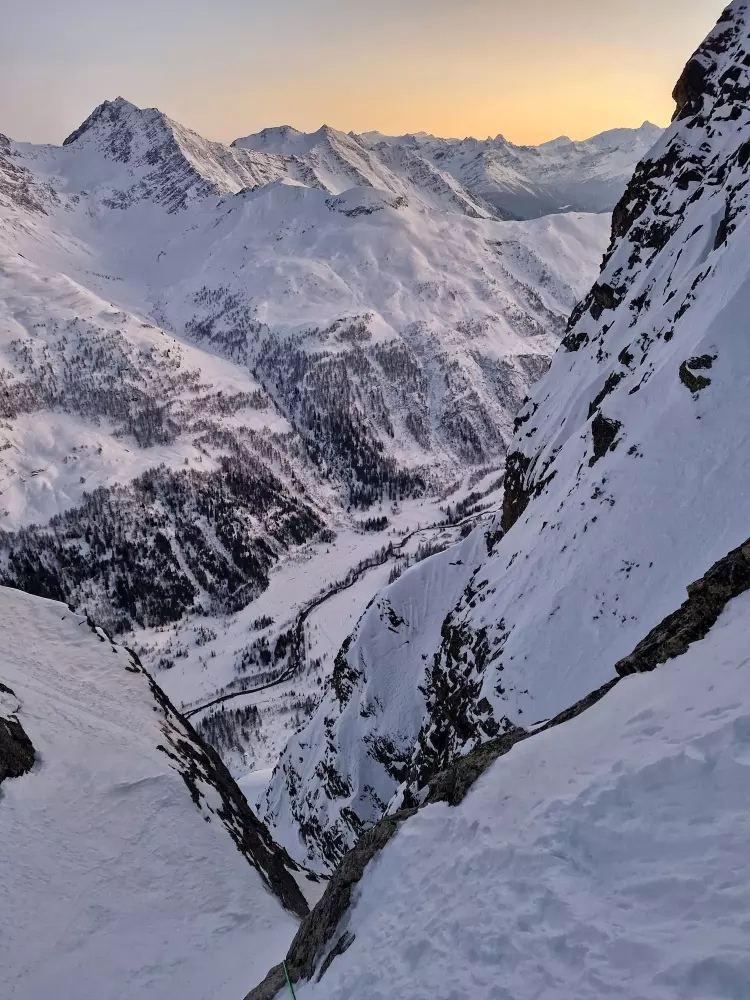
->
[[282, 960, 297, 1000]]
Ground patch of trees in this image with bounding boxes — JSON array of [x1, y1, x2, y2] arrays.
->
[[256, 337, 426, 508], [356, 516, 389, 532], [1, 318, 266, 449], [197, 704, 261, 757], [0, 457, 322, 633]]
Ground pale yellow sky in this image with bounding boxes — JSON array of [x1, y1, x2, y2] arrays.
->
[[1, 0, 727, 144]]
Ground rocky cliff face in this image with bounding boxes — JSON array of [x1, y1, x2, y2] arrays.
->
[[503, 0, 750, 532], [258, 0, 750, 869]]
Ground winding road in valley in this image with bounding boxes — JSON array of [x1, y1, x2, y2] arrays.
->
[[183, 503, 500, 719]]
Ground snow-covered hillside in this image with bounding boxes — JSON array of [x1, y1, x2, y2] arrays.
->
[[260, 0, 750, 868], [0, 585, 313, 1000], [253, 583, 750, 999]]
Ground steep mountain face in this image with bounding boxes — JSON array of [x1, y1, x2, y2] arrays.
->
[[0, 99, 609, 638], [361, 122, 663, 219], [0, 585, 313, 1000], [259, 0, 750, 869], [249, 583, 750, 999]]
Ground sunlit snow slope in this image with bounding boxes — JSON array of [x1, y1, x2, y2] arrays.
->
[[0, 585, 308, 1000], [260, 0, 750, 868]]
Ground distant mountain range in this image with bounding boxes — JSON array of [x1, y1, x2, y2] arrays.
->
[[235, 120, 663, 220]]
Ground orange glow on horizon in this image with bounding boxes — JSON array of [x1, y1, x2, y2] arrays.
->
[[1, 0, 724, 148]]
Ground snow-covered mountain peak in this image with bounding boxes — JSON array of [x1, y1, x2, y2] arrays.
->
[[61, 95, 146, 150], [231, 123, 306, 154], [234, 122, 344, 156], [16, 97, 290, 212], [233, 119, 499, 214]]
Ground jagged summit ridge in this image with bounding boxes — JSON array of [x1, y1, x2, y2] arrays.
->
[[50, 96, 292, 210], [62, 95, 141, 147], [235, 119, 662, 219]]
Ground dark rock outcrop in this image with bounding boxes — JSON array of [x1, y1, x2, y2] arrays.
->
[[244, 809, 417, 999], [616, 538, 750, 675], [589, 413, 622, 465], [0, 683, 35, 786], [133, 651, 311, 920], [501, 450, 533, 532]]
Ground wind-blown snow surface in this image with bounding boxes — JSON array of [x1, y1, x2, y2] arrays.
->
[[261, 0, 750, 868], [0, 585, 300, 1000], [297, 589, 750, 1000]]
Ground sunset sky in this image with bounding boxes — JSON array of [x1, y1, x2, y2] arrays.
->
[[2, 0, 726, 145]]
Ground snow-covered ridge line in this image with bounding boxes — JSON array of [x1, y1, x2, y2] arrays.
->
[[235, 119, 663, 221]]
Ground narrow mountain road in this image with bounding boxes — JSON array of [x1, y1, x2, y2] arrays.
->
[[183, 504, 499, 720]]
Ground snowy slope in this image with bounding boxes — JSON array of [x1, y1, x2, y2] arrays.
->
[[260, 0, 750, 867], [0, 584, 311, 1000], [287, 586, 750, 1000]]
